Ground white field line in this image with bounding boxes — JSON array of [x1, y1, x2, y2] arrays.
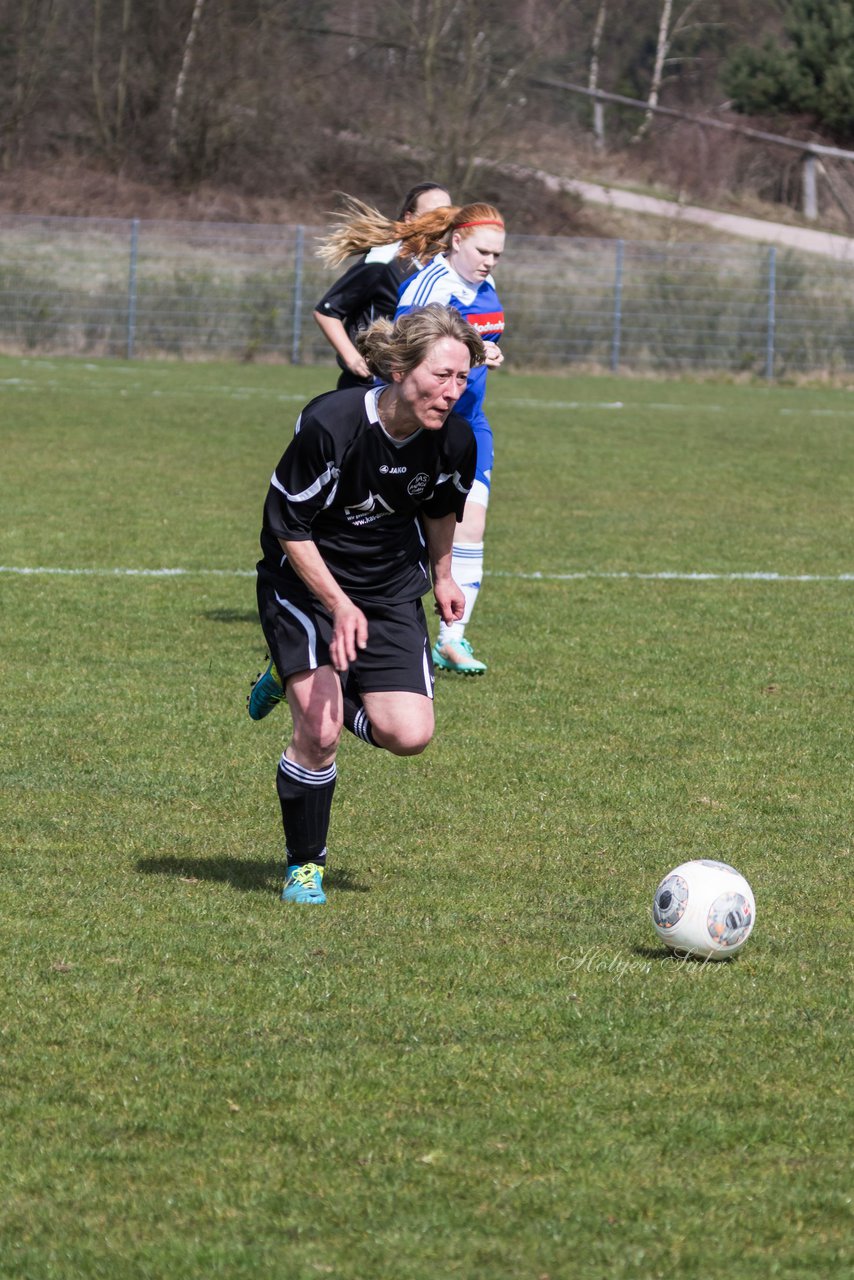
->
[[1, 565, 851, 584], [489, 569, 854, 583], [502, 398, 854, 419], [0, 377, 308, 403], [6, 376, 854, 419]]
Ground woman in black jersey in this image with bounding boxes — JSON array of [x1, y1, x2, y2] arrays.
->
[[252, 305, 484, 905], [312, 182, 451, 389]]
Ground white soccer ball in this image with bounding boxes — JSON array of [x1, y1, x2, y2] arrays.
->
[[651, 859, 755, 960]]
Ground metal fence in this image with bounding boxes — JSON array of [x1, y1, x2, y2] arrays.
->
[[3, 212, 854, 377]]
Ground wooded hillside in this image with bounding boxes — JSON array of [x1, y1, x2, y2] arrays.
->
[[2, 1, 850, 228]]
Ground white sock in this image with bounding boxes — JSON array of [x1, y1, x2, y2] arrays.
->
[[438, 541, 483, 645]]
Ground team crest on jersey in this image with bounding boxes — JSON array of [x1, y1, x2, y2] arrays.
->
[[407, 472, 430, 497]]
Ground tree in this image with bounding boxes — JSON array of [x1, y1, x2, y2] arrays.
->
[[354, 0, 579, 193], [168, 0, 206, 170], [91, 0, 133, 163], [723, 0, 854, 142], [588, 0, 607, 150], [1, 0, 61, 168], [383, 0, 530, 190], [632, 0, 706, 142]]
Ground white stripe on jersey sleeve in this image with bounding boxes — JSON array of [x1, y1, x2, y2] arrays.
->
[[431, 470, 472, 494], [271, 462, 339, 503]]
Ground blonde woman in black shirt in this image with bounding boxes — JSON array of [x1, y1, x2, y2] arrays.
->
[[253, 305, 483, 904]]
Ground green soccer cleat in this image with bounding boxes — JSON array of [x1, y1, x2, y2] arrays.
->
[[432, 637, 487, 675], [247, 656, 284, 720], [281, 862, 326, 904]]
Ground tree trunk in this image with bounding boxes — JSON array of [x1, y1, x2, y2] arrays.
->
[[115, 0, 132, 151], [169, 0, 208, 167], [588, 0, 607, 152], [5, 0, 32, 167], [91, 0, 111, 154], [634, 0, 673, 143]]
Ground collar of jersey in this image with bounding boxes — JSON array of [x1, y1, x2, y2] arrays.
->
[[366, 384, 423, 447], [364, 240, 403, 265], [433, 253, 489, 302]]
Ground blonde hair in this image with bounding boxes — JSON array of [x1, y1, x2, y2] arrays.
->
[[356, 304, 486, 383], [317, 196, 504, 267]]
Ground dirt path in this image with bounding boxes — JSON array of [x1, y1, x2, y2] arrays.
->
[[506, 163, 854, 261]]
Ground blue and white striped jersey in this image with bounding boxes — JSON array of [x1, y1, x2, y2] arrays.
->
[[395, 253, 505, 429]]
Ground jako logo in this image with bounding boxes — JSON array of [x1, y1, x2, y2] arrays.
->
[[379, 465, 407, 475]]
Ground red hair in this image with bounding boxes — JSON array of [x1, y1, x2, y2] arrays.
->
[[316, 197, 505, 267]]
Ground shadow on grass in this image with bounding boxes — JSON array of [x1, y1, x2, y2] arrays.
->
[[632, 943, 736, 967], [202, 608, 258, 624], [631, 944, 677, 963], [136, 856, 370, 894]]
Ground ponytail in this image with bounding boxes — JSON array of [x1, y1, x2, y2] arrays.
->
[[316, 196, 505, 267]]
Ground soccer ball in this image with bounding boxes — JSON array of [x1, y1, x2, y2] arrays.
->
[[651, 859, 755, 960]]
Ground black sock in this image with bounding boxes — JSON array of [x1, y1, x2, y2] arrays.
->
[[276, 754, 336, 866], [342, 695, 379, 746]]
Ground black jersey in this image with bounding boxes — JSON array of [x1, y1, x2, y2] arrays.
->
[[260, 386, 477, 605], [315, 243, 417, 369]]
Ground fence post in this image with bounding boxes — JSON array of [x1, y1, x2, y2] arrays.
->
[[611, 239, 624, 372], [127, 218, 140, 359], [291, 225, 304, 364], [765, 245, 776, 381], [802, 155, 818, 221]]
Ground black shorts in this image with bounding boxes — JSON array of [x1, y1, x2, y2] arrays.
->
[[256, 568, 434, 698]]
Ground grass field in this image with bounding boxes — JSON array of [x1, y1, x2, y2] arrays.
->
[[0, 354, 851, 1279]]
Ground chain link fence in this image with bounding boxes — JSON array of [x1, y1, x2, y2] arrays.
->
[[3, 212, 854, 377]]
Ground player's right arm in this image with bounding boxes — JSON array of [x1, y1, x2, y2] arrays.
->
[[312, 311, 371, 379], [313, 259, 385, 379], [277, 537, 368, 671], [264, 410, 368, 671]]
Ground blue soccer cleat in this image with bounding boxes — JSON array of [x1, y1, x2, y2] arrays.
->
[[248, 656, 284, 720], [281, 862, 326, 904]]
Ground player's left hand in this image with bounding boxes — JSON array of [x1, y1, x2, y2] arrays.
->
[[483, 340, 504, 369], [433, 579, 465, 625]]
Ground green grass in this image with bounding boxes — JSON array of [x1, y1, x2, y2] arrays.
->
[[0, 355, 851, 1279]]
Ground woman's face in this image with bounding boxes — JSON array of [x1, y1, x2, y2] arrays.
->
[[405, 187, 451, 221], [448, 225, 505, 285], [391, 336, 471, 433]]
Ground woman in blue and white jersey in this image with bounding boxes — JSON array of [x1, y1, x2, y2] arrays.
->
[[312, 199, 506, 675], [395, 203, 506, 675]]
